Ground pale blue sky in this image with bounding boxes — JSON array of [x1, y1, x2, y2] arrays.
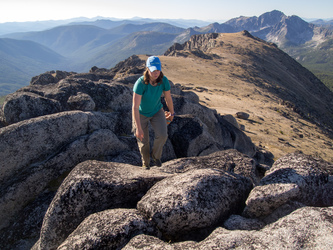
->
[[0, 0, 332, 23]]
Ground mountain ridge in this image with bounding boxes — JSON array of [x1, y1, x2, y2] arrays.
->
[[0, 10, 332, 96], [225, 10, 286, 31], [165, 31, 333, 127], [0, 17, 210, 36], [157, 32, 333, 161]]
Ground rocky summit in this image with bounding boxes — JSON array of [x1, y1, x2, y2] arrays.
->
[[0, 31, 333, 249]]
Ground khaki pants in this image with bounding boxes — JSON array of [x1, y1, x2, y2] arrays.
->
[[136, 109, 168, 166]]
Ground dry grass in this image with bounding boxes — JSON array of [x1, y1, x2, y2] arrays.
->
[[138, 33, 333, 162]]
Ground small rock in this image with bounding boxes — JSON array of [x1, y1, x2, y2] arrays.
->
[[236, 112, 250, 120]]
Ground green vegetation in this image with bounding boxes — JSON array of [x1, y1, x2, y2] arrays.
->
[[0, 95, 6, 106], [306, 68, 333, 91], [0, 82, 27, 96], [292, 39, 333, 91], [0, 38, 66, 96]]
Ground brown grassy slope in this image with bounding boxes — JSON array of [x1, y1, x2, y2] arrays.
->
[[137, 32, 333, 162]]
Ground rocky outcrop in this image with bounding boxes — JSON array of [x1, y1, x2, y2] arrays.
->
[[0, 103, 255, 232], [0, 66, 259, 249], [0, 74, 133, 125], [243, 152, 333, 218], [124, 206, 333, 249], [30, 150, 258, 250], [29, 151, 332, 250], [30, 70, 75, 86], [0, 111, 132, 231], [137, 168, 252, 240], [160, 149, 259, 185], [58, 209, 156, 249], [34, 161, 171, 250], [1, 54, 332, 249], [164, 33, 220, 57]]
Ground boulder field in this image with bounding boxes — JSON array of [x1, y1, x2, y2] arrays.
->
[[0, 68, 332, 249]]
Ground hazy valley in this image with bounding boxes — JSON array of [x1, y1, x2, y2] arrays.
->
[[0, 10, 332, 96]]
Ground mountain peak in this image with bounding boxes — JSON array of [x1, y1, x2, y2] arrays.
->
[[164, 33, 220, 57], [225, 10, 286, 32], [258, 10, 286, 27]]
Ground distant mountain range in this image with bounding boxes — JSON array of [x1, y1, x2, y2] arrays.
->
[[0, 10, 332, 96], [0, 38, 66, 95], [0, 17, 211, 36], [311, 19, 333, 30]]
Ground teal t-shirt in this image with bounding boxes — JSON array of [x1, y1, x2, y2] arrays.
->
[[133, 75, 171, 117]]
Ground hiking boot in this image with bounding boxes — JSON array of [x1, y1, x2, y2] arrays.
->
[[153, 158, 162, 167], [142, 164, 150, 170]]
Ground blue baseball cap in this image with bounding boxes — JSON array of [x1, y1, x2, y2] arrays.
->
[[146, 56, 161, 72]]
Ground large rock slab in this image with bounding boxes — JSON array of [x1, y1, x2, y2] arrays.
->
[[0, 111, 88, 183], [124, 206, 333, 249], [243, 152, 333, 218], [0, 68, 259, 248], [137, 168, 252, 240], [168, 114, 222, 157], [123, 234, 173, 249], [161, 149, 259, 185], [244, 183, 300, 218], [168, 95, 221, 141], [58, 209, 156, 250], [216, 114, 256, 157], [0, 109, 130, 184], [197, 206, 333, 249], [0, 92, 62, 125], [0, 111, 129, 230], [34, 161, 171, 250]]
